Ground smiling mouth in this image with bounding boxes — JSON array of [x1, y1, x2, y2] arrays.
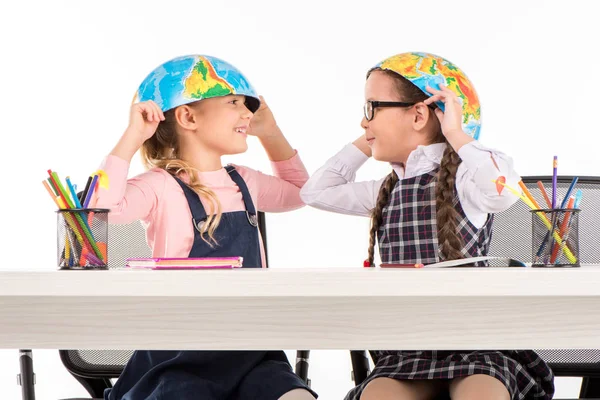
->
[[235, 127, 247, 135]]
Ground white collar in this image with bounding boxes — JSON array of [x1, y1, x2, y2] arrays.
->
[[391, 143, 447, 179]]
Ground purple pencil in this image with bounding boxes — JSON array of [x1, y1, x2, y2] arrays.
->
[[552, 156, 558, 208], [83, 174, 99, 208]]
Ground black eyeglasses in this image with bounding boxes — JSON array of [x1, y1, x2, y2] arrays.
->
[[364, 100, 416, 121]]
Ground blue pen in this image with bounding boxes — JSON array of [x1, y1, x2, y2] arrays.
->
[[560, 177, 579, 209], [67, 177, 93, 235], [573, 189, 583, 209], [66, 177, 83, 209]]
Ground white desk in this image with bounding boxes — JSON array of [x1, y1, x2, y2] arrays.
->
[[1, 267, 599, 350]]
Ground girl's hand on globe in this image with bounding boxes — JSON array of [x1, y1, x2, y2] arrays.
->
[[247, 96, 278, 138], [424, 84, 464, 138], [424, 84, 474, 151], [126, 101, 165, 143], [110, 101, 165, 162]]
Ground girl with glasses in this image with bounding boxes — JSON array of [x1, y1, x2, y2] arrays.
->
[[300, 52, 554, 400]]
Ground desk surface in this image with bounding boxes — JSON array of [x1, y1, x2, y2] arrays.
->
[[1, 267, 599, 349]]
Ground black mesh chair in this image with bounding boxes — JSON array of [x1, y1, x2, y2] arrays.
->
[[43, 213, 311, 400], [349, 176, 600, 399]]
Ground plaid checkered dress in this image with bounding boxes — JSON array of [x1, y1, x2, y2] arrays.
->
[[345, 170, 555, 400], [378, 169, 493, 265]]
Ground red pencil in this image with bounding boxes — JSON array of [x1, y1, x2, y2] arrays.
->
[[550, 196, 575, 263], [537, 181, 552, 209]]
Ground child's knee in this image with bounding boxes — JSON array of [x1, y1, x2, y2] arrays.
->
[[449, 375, 510, 400], [360, 377, 409, 400], [278, 388, 316, 400], [453, 391, 509, 400]]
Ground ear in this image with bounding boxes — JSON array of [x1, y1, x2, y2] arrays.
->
[[412, 103, 431, 132], [173, 105, 198, 130]]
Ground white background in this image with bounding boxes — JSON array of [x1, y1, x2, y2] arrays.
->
[[0, 0, 598, 398]]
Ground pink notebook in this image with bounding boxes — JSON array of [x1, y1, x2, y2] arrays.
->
[[125, 257, 243, 270]]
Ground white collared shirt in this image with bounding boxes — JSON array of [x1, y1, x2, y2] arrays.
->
[[300, 141, 522, 229]]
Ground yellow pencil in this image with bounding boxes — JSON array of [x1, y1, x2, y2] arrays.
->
[[44, 180, 86, 249], [64, 231, 71, 261]]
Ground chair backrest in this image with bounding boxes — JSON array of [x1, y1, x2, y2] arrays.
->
[[488, 176, 600, 376], [60, 213, 268, 379]]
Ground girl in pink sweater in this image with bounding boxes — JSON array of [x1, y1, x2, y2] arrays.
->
[[98, 55, 316, 400]]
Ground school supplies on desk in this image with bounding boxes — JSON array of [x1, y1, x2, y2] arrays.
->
[[380, 256, 526, 268], [493, 157, 582, 267], [124, 257, 244, 270], [495, 179, 578, 265], [43, 169, 110, 269]]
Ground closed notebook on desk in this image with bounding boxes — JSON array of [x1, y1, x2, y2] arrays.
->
[[125, 256, 243, 270]]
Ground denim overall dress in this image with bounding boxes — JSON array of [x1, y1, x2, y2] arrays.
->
[[105, 166, 316, 400]]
